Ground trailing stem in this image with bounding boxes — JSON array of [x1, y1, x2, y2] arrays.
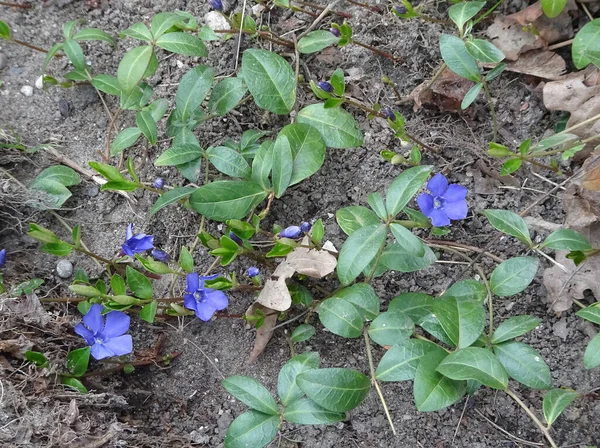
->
[[482, 81, 497, 142], [504, 388, 558, 448]]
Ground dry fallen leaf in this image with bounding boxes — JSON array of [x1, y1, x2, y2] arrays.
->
[[497, 50, 566, 80], [0, 336, 34, 359], [286, 246, 337, 278], [410, 68, 475, 112], [245, 302, 279, 365], [486, 17, 545, 61]]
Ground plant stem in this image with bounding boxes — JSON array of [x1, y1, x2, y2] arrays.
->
[[74, 246, 115, 266], [504, 388, 558, 448], [472, 0, 504, 26], [11, 38, 51, 54], [527, 133, 600, 158], [212, 29, 295, 48], [295, 0, 353, 18], [482, 81, 498, 142], [422, 62, 447, 93], [475, 265, 494, 343], [425, 239, 504, 264], [345, 0, 381, 13], [417, 13, 449, 24], [364, 328, 397, 435], [350, 39, 403, 62], [413, 333, 450, 352], [0, 1, 32, 8]]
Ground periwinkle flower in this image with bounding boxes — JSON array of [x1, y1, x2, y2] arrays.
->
[[383, 107, 395, 120], [395, 5, 407, 14], [317, 81, 333, 92], [184, 273, 228, 321], [0, 249, 5, 268], [246, 266, 260, 278], [279, 226, 302, 239], [330, 27, 341, 37], [153, 178, 165, 189], [417, 173, 468, 227], [122, 224, 154, 257], [74, 304, 133, 360], [211, 0, 223, 11], [151, 249, 170, 262], [300, 222, 311, 233], [229, 231, 243, 245]]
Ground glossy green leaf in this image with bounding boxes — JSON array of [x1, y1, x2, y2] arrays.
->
[[437, 347, 508, 389], [297, 368, 370, 412], [91, 74, 121, 96], [240, 49, 296, 114], [147, 98, 169, 121], [491, 315, 541, 344], [63, 39, 86, 71], [448, 1, 485, 33], [117, 45, 153, 92], [272, 134, 293, 197], [291, 324, 316, 342], [208, 77, 247, 116], [318, 297, 363, 338], [543, 389, 579, 426], [25, 351, 50, 368], [542, 229, 593, 251], [41, 242, 73, 256], [386, 166, 433, 218], [278, 123, 326, 186], [439, 34, 480, 82], [155, 143, 203, 166], [390, 223, 425, 257], [541, 0, 567, 17], [73, 28, 115, 45], [297, 103, 363, 148], [176, 65, 214, 121], [380, 241, 437, 273], [336, 224, 386, 285], [126, 266, 153, 299], [277, 352, 320, 406], [11, 278, 44, 296], [576, 305, 600, 325], [572, 19, 600, 69], [136, 110, 157, 145], [67, 346, 91, 377], [336, 206, 381, 236], [30, 166, 81, 209], [151, 12, 185, 38], [500, 158, 522, 175], [483, 209, 532, 246], [121, 22, 153, 41], [283, 398, 345, 424], [584, 333, 600, 369], [43, 43, 63, 73], [490, 256, 539, 297], [110, 127, 142, 156], [149, 186, 195, 216], [433, 296, 485, 349], [376, 339, 432, 381], [178, 247, 194, 273], [442, 280, 487, 302], [139, 301, 158, 323], [367, 192, 387, 220], [224, 410, 279, 448], [368, 311, 414, 346], [207, 146, 251, 178], [334, 283, 380, 321], [0, 20, 11, 39], [297, 30, 340, 54], [388, 293, 433, 324], [110, 274, 126, 296], [461, 82, 482, 109], [465, 39, 504, 63], [251, 140, 273, 189], [62, 376, 88, 394], [189, 181, 268, 221], [494, 341, 552, 389], [222, 376, 278, 415], [135, 254, 177, 275], [156, 32, 208, 56]]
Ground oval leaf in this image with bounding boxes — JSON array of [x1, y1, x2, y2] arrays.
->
[[297, 103, 363, 148], [156, 32, 208, 56], [189, 181, 268, 221], [208, 77, 247, 116], [176, 65, 215, 121], [277, 352, 320, 406], [222, 376, 279, 415], [433, 296, 485, 349], [494, 341, 552, 389], [224, 410, 279, 448], [542, 228, 592, 251], [439, 34, 480, 82], [117, 45, 153, 92], [207, 146, 251, 178], [491, 315, 541, 344], [376, 339, 433, 381], [483, 209, 532, 246], [543, 389, 579, 426], [386, 166, 433, 218], [437, 347, 508, 390], [336, 206, 381, 236], [318, 297, 363, 338], [297, 30, 340, 54], [336, 224, 387, 285], [283, 398, 345, 424], [368, 311, 414, 346], [490, 256, 539, 297], [150, 186, 196, 217]]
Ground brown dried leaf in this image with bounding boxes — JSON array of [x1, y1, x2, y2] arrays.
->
[[410, 68, 475, 112], [246, 303, 278, 364], [255, 262, 295, 311], [505, 0, 576, 44], [0, 336, 34, 359], [286, 246, 337, 278], [5, 294, 51, 326], [486, 17, 546, 61], [499, 50, 566, 80]]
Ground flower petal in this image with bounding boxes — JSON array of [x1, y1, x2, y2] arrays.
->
[[444, 199, 468, 220], [103, 311, 130, 338], [103, 335, 133, 357], [121, 244, 134, 257], [416, 193, 434, 216], [183, 293, 197, 313], [186, 273, 199, 293], [128, 234, 154, 252], [195, 303, 217, 321], [126, 223, 134, 241], [429, 208, 451, 227], [427, 173, 448, 197], [90, 343, 114, 360], [83, 304, 104, 334], [444, 184, 467, 202], [199, 274, 218, 289], [0, 248, 6, 268], [204, 289, 228, 311], [74, 323, 95, 345]]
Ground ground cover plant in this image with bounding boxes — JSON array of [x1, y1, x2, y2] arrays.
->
[[0, 0, 599, 447]]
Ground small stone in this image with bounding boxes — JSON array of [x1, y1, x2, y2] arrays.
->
[[35, 75, 44, 90], [204, 11, 229, 31], [20, 85, 33, 97], [251, 4, 265, 15], [86, 185, 100, 197], [216, 411, 232, 431], [56, 260, 74, 278]]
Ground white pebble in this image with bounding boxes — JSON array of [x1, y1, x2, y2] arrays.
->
[[20, 85, 33, 96], [35, 76, 44, 90], [56, 260, 74, 278], [204, 11, 229, 31]]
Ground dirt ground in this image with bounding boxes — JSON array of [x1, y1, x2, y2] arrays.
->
[[1, 0, 599, 447]]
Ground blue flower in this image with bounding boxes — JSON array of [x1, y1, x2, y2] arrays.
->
[[383, 107, 395, 120], [330, 27, 341, 37], [151, 249, 170, 262], [184, 273, 228, 321], [153, 178, 165, 189], [317, 81, 333, 92], [229, 231, 243, 245], [300, 222, 312, 233], [246, 266, 260, 278], [0, 249, 6, 268], [417, 173, 468, 227], [211, 0, 223, 10], [74, 304, 133, 360], [279, 226, 302, 239], [122, 224, 154, 257], [395, 5, 407, 14]]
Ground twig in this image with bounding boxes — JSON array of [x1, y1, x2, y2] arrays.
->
[[104, 108, 121, 161], [351, 39, 403, 63], [452, 397, 469, 445], [474, 409, 545, 447], [504, 388, 558, 448], [10, 39, 50, 54], [548, 38, 574, 51], [425, 239, 504, 264], [297, 0, 340, 40], [234, 0, 247, 71], [0, 1, 32, 8], [295, 0, 353, 18], [184, 338, 225, 379], [270, 309, 310, 331]]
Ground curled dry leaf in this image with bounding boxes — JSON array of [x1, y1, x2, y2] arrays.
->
[[486, 17, 545, 61], [255, 262, 295, 312], [245, 302, 279, 364], [485, 49, 566, 81], [410, 68, 475, 112]]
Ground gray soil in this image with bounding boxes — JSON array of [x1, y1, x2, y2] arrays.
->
[[1, 1, 599, 447]]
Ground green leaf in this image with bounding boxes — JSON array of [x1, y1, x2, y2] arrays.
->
[[334, 283, 380, 321], [43, 42, 63, 72], [0, 20, 11, 39], [439, 34, 480, 82], [189, 181, 268, 221], [67, 346, 91, 377], [110, 127, 142, 156], [461, 83, 482, 109], [222, 376, 279, 415], [224, 410, 279, 448], [367, 192, 387, 220], [63, 39, 87, 71], [465, 39, 504, 63], [386, 166, 433, 218], [494, 341, 552, 389], [25, 351, 50, 368], [442, 280, 487, 302], [251, 140, 273, 189], [147, 98, 169, 121], [297, 368, 370, 412], [437, 347, 508, 389], [69, 284, 103, 297], [390, 223, 426, 257], [297, 103, 363, 148], [291, 324, 316, 342], [583, 333, 600, 369], [151, 12, 185, 38], [572, 19, 600, 69], [30, 166, 81, 209], [318, 297, 363, 338], [150, 186, 196, 216], [155, 143, 203, 166], [272, 134, 293, 197], [73, 28, 115, 45], [208, 77, 247, 116], [414, 346, 466, 412], [198, 25, 220, 41], [448, 1, 485, 33], [179, 247, 194, 273], [380, 241, 437, 273], [485, 63, 506, 82], [576, 305, 600, 325], [330, 68, 345, 96], [62, 377, 88, 394], [175, 65, 214, 121], [278, 123, 326, 186], [277, 352, 320, 406], [126, 266, 153, 299], [11, 278, 44, 296], [368, 311, 414, 346], [311, 218, 324, 244], [533, 132, 579, 152], [389, 293, 433, 324], [283, 398, 346, 424], [110, 274, 126, 296], [117, 45, 153, 92], [336, 224, 387, 285], [543, 389, 579, 426], [541, 0, 567, 17], [156, 32, 208, 56], [542, 228, 592, 251], [336, 206, 381, 236], [40, 242, 73, 256], [490, 256, 539, 297], [136, 110, 158, 145], [492, 315, 541, 344], [121, 22, 153, 41], [483, 209, 532, 246], [207, 146, 251, 178], [433, 297, 485, 349], [135, 254, 177, 275], [91, 74, 121, 96], [297, 30, 340, 54], [500, 158, 522, 175], [376, 339, 432, 381], [240, 49, 296, 114], [28, 223, 62, 244]]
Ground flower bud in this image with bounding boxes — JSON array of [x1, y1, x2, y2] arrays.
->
[[153, 178, 165, 189], [229, 231, 243, 245], [211, 0, 223, 11], [151, 249, 170, 262], [395, 5, 407, 14], [0, 248, 6, 268], [246, 266, 260, 278], [300, 222, 312, 233], [317, 81, 333, 93], [330, 27, 341, 37], [383, 107, 395, 120], [279, 226, 302, 239]]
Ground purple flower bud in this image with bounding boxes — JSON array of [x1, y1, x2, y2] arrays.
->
[[246, 266, 260, 278], [153, 178, 165, 189], [330, 27, 341, 37], [395, 5, 407, 14], [279, 226, 302, 239], [317, 81, 333, 92], [0, 249, 6, 268], [211, 0, 223, 11], [383, 107, 395, 120], [151, 249, 170, 262], [229, 231, 243, 245], [300, 222, 312, 233]]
